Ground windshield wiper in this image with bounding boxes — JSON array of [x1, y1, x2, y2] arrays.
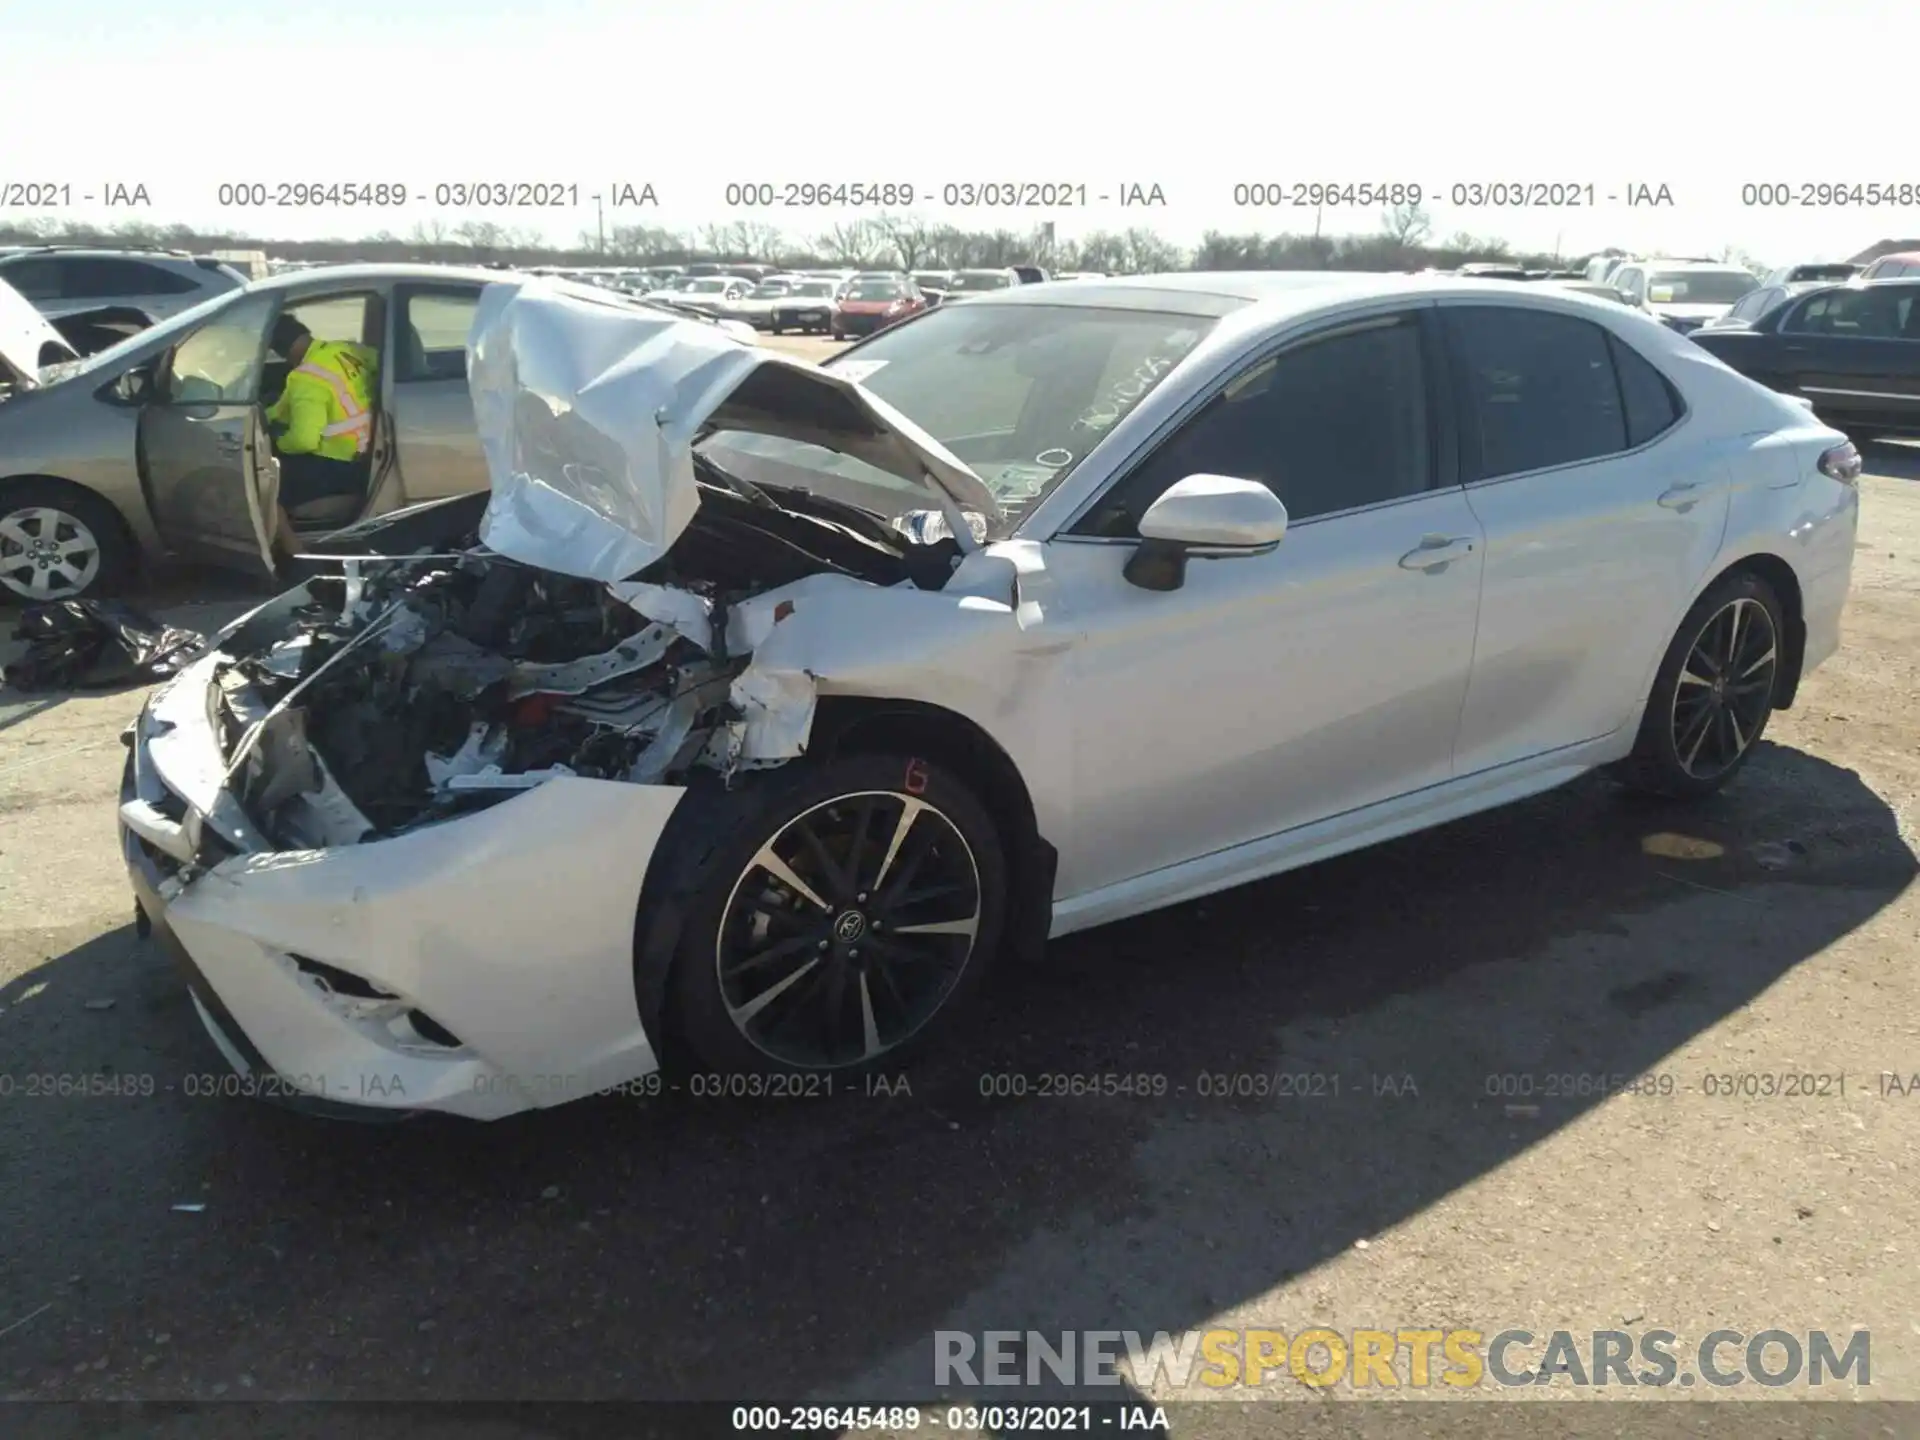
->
[[692, 449, 782, 509]]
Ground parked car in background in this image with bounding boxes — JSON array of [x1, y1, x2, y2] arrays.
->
[[1763, 263, 1862, 286], [1584, 255, 1629, 285], [943, 268, 1020, 297], [767, 279, 842, 335], [117, 271, 1859, 1112], [831, 275, 929, 339], [1694, 281, 1830, 333], [1688, 278, 1920, 442], [1457, 263, 1531, 280], [1539, 280, 1634, 303], [0, 247, 247, 339], [1609, 261, 1759, 334], [1860, 251, 1920, 281], [1010, 266, 1051, 284], [911, 270, 953, 301], [0, 265, 756, 602], [726, 275, 809, 329], [667, 275, 756, 316]]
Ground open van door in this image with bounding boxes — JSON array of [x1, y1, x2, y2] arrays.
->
[[137, 291, 283, 579]]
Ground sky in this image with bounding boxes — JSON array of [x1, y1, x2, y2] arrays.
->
[[2, 0, 1916, 266]]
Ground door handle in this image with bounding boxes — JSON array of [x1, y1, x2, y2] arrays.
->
[[1398, 534, 1476, 571], [1657, 480, 1703, 511]]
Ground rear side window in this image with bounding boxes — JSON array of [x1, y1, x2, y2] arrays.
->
[[1607, 334, 1683, 446], [59, 258, 193, 297], [1446, 307, 1626, 480], [398, 290, 479, 381]]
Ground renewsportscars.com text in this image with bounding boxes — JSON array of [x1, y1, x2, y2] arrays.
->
[[935, 1327, 1871, 1390]]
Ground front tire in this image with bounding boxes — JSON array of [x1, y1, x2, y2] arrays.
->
[[667, 753, 1007, 1077], [1613, 571, 1785, 799], [0, 480, 136, 602]]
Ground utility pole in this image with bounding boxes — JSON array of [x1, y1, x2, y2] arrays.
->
[[596, 195, 606, 254]]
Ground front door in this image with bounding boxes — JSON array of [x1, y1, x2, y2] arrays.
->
[[139, 290, 281, 574], [1050, 309, 1485, 898], [1774, 284, 1920, 432]]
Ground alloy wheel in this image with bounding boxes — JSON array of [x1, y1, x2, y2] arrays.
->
[[0, 507, 102, 601], [715, 790, 983, 1069], [1669, 596, 1777, 779]]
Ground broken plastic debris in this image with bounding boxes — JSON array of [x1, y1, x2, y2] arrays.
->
[[170, 1202, 207, 1213], [445, 763, 578, 792], [83, 998, 116, 1012]]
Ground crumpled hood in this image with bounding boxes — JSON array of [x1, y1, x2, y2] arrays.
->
[[0, 272, 78, 387], [469, 278, 999, 581]]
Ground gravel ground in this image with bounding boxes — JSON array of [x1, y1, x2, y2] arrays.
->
[[1, 428, 1917, 1430]]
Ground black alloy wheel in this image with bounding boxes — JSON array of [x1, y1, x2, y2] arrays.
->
[[1669, 594, 1778, 781], [712, 786, 986, 1069]]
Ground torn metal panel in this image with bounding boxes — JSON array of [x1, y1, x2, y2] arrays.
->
[[465, 278, 999, 582]]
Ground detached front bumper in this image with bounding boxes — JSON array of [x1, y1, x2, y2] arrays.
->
[[121, 655, 684, 1120]]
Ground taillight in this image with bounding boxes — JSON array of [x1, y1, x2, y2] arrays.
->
[[1818, 442, 1862, 485]]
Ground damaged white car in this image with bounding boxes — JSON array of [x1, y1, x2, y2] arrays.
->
[[122, 273, 1859, 1118]]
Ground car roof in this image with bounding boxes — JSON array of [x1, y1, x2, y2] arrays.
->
[[238, 262, 513, 293], [961, 270, 1719, 321]]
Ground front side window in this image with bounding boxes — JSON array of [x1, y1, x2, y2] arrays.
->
[[1078, 315, 1431, 537], [1446, 307, 1626, 480], [1616, 268, 1646, 302], [161, 292, 278, 403]]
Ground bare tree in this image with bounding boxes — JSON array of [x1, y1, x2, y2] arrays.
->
[[1384, 203, 1433, 247], [1118, 227, 1187, 274], [814, 219, 884, 264], [875, 213, 933, 270]]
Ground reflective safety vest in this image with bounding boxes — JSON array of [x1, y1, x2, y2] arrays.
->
[[269, 339, 378, 460]]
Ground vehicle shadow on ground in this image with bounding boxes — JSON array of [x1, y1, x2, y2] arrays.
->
[[1, 742, 1913, 1413]]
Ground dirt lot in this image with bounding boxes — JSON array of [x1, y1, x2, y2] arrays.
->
[[2, 419, 1918, 1426]]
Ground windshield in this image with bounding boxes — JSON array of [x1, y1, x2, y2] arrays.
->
[[696, 301, 1220, 539], [847, 279, 908, 300], [684, 279, 730, 294], [1647, 270, 1759, 305], [749, 282, 793, 298], [947, 271, 1014, 291], [791, 282, 836, 297], [914, 274, 950, 288]]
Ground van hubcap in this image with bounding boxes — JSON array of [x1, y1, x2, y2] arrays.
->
[[0, 507, 102, 601]]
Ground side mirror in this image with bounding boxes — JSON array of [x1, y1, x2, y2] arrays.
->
[[1124, 474, 1288, 592], [112, 367, 153, 404]]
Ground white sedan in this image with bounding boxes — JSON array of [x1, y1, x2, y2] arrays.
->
[[121, 273, 1860, 1118]]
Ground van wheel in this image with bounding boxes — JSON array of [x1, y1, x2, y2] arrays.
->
[[0, 481, 135, 603]]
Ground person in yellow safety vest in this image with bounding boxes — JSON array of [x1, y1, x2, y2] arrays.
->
[[263, 313, 378, 562]]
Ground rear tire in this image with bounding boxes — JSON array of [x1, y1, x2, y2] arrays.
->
[[665, 753, 1007, 1078], [1612, 570, 1785, 799], [0, 480, 136, 603]]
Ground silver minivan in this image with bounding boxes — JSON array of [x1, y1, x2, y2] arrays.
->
[[0, 264, 502, 602]]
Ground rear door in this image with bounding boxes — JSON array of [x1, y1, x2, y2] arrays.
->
[[1441, 302, 1731, 776], [138, 289, 281, 574], [387, 284, 488, 501]]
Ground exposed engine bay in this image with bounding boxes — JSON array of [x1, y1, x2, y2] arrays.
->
[[214, 461, 965, 850]]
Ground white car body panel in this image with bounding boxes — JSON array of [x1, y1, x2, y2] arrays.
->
[[468, 279, 998, 580], [122, 272, 1860, 1118]]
